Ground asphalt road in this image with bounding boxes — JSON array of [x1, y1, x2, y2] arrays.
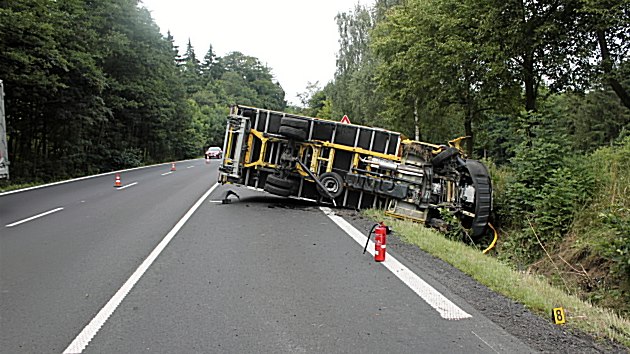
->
[[1, 160, 534, 353]]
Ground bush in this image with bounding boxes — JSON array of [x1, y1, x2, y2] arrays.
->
[[111, 148, 143, 169], [493, 112, 596, 264], [589, 137, 630, 279], [599, 209, 630, 277], [532, 163, 594, 240]]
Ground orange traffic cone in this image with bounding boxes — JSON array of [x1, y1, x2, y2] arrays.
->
[[171, 162, 176, 171], [114, 173, 122, 187]]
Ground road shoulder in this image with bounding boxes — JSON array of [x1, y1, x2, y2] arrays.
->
[[333, 208, 628, 353]]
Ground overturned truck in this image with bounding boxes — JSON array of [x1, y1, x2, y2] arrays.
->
[[218, 105, 492, 239]]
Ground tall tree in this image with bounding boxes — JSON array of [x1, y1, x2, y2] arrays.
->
[[372, 0, 520, 153], [579, 0, 630, 110], [0, 0, 108, 178], [200, 45, 223, 83], [478, 0, 591, 112], [218, 51, 285, 110], [178, 39, 202, 95], [0, 0, 289, 181], [331, 4, 385, 126]]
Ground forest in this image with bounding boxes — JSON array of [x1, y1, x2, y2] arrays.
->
[[0, 0, 285, 182], [1, 0, 629, 317], [299, 0, 629, 317]]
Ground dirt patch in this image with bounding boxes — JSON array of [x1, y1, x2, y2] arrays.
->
[[530, 233, 630, 317]]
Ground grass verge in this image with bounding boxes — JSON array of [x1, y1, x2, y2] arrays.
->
[[364, 209, 630, 348], [0, 181, 40, 193]]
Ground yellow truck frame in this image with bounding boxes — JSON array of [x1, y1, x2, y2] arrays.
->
[[219, 105, 492, 238]]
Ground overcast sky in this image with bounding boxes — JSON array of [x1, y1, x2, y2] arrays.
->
[[140, 0, 373, 106]]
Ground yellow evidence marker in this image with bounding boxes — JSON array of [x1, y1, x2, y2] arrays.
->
[[552, 307, 566, 325]]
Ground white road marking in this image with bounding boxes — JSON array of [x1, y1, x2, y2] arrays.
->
[[320, 207, 472, 320], [0, 159, 201, 197], [186, 166, 195, 169], [116, 182, 138, 190], [6, 207, 64, 228], [63, 183, 220, 354], [161, 172, 172, 176]]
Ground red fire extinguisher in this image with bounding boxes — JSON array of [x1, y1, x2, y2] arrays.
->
[[374, 223, 387, 262], [363, 222, 389, 262]]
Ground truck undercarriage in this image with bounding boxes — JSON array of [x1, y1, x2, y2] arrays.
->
[[219, 105, 492, 239]]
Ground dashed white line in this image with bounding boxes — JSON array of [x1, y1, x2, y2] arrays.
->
[[161, 172, 172, 176], [0, 158, 200, 197], [186, 166, 195, 169], [6, 207, 64, 228], [116, 182, 138, 190], [63, 183, 219, 354], [320, 207, 472, 320]]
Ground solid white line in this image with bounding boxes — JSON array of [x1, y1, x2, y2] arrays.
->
[[0, 158, 202, 197], [6, 207, 64, 228], [161, 172, 172, 176], [63, 183, 220, 354], [116, 182, 138, 190], [320, 207, 472, 320]]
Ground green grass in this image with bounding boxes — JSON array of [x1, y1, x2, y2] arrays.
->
[[0, 181, 41, 193], [364, 209, 630, 348]]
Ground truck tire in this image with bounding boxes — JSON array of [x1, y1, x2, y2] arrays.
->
[[264, 183, 293, 197], [316, 172, 344, 198], [266, 174, 295, 189], [280, 117, 309, 130], [462, 160, 492, 241], [279, 126, 307, 141], [432, 147, 459, 167]]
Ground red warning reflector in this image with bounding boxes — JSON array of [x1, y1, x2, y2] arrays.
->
[[340, 115, 351, 124]]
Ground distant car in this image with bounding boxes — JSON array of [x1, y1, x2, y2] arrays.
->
[[206, 147, 222, 159]]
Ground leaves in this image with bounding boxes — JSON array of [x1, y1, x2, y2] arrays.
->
[[321, 0, 630, 315], [0, 0, 286, 181]]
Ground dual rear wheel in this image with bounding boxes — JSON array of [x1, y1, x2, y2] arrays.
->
[[270, 117, 346, 200], [263, 174, 297, 197]]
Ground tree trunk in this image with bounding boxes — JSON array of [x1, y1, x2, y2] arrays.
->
[[597, 29, 630, 111], [523, 54, 537, 112], [413, 97, 420, 140], [464, 105, 474, 156], [42, 114, 47, 159]]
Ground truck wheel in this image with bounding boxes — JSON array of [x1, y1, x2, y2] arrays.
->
[[266, 174, 295, 189], [280, 117, 309, 130], [316, 172, 344, 198], [279, 126, 307, 141], [460, 159, 492, 239], [264, 183, 293, 197], [432, 147, 459, 167]]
